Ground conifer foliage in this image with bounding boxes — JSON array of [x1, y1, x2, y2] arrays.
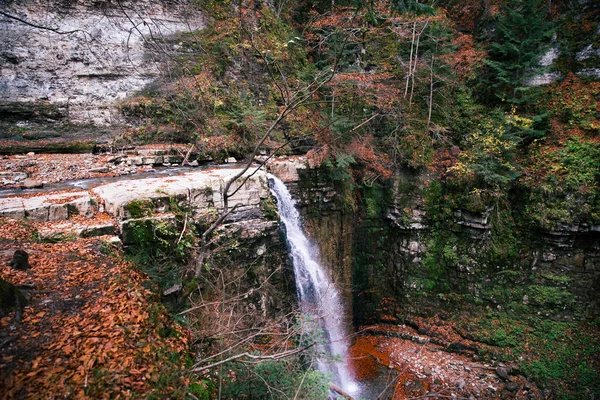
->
[[481, 0, 553, 106]]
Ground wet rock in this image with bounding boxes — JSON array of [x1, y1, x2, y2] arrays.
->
[[505, 382, 519, 392], [496, 366, 509, 381], [20, 178, 43, 189], [404, 380, 426, 396], [225, 157, 237, 163], [89, 166, 109, 173], [0, 171, 28, 184], [189, 160, 199, 167]]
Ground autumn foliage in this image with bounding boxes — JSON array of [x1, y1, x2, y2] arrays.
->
[[0, 219, 191, 399]]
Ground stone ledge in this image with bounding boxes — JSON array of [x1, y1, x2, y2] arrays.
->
[[0, 191, 94, 222], [92, 167, 269, 218], [37, 222, 115, 240]]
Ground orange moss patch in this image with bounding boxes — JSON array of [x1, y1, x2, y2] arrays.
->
[[348, 336, 384, 381]]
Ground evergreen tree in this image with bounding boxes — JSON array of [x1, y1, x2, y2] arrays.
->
[[391, 0, 435, 15], [481, 0, 553, 107]]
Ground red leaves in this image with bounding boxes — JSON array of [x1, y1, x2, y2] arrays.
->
[[331, 72, 403, 113], [443, 33, 486, 80], [347, 135, 393, 180], [431, 146, 461, 183]]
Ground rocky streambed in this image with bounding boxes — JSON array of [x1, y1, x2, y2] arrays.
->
[[349, 322, 546, 400]]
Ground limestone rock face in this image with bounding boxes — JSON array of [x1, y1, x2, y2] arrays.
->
[[91, 167, 268, 218], [268, 156, 308, 183], [0, 0, 204, 126], [0, 165, 292, 318], [0, 191, 93, 222], [269, 158, 600, 324]]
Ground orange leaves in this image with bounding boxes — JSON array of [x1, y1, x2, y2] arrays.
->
[[0, 218, 36, 241], [347, 135, 393, 180], [0, 233, 189, 399], [331, 72, 403, 113], [546, 73, 600, 135], [443, 33, 486, 80], [348, 336, 384, 381], [431, 146, 461, 183], [62, 344, 75, 356]]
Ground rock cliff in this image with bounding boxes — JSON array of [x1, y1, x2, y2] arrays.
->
[[266, 157, 600, 325], [0, 0, 204, 127]]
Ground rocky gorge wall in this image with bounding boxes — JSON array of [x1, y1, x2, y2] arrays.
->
[[0, 0, 204, 127], [269, 157, 600, 326]]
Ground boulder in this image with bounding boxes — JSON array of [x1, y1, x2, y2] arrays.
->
[[20, 178, 43, 189], [268, 156, 308, 183]]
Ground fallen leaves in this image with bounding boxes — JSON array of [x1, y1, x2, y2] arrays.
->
[[0, 219, 189, 399]]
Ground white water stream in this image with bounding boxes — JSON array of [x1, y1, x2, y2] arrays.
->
[[268, 174, 358, 396]]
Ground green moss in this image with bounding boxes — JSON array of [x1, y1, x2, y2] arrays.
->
[[558, 139, 600, 189], [260, 196, 278, 220], [125, 217, 194, 301], [541, 273, 572, 284], [363, 182, 391, 219], [34, 232, 79, 243], [527, 285, 575, 309], [125, 200, 154, 219]]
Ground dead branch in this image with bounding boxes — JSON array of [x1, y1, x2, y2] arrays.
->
[[0, 11, 92, 37], [181, 143, 198, 166], [350, 113, 380, 132], [176, 213, 188, 246], [193, 203, 240, 279], [190, 343, 316, 373], [330, 383, 355, 399]]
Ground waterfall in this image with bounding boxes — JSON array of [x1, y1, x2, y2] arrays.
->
[[268, 174, 358, 396]]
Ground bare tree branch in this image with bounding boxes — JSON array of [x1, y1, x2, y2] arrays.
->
[[0, 10, 92, 37], [190, 343, 316, 373]]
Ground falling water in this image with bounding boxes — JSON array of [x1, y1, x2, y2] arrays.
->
[[268, 174, 358, 396]]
